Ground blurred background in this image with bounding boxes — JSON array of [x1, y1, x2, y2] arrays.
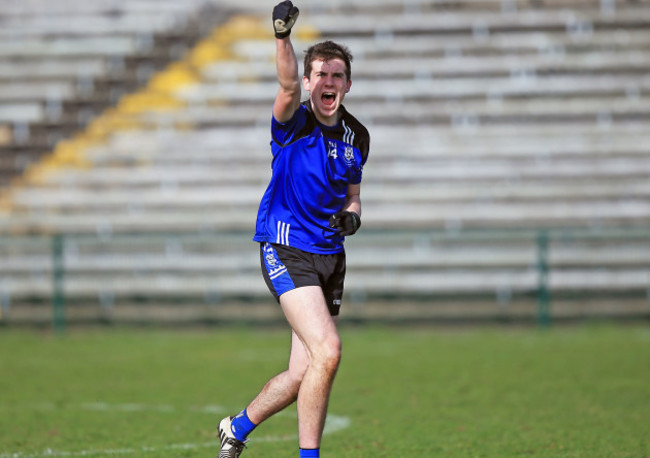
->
[[0, 0, 649, 328]]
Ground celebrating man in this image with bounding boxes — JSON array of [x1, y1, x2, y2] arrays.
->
[[218, 2, 370, 457]]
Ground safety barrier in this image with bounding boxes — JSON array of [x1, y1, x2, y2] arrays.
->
[[1, 226, 649, 329]]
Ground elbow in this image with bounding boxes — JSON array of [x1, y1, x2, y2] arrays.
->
[[279, 81, 301, 97]]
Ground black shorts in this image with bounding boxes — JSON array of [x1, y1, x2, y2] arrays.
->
[[260, 242, 346, 316]]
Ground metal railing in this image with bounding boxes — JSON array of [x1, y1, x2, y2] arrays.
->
[[1, 226, 649, 329]]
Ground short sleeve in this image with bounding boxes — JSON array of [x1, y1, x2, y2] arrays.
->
[[271, 105, 308, 146]]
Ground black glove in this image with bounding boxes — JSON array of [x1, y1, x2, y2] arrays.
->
[[329, 211, 361, 237], [272, 1, 299, 39]]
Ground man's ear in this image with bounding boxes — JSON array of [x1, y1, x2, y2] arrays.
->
[[345, 79, 352, 93], [302, 75, 311, 92]]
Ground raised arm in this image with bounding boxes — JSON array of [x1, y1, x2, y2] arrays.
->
[[272, 1, 301, 123]]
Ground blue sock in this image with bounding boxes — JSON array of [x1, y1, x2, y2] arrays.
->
[[230, 409, 256, 441], [299, 448, 320, 457]]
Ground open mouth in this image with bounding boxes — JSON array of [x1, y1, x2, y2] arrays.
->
[[321, 92, 336, 107]]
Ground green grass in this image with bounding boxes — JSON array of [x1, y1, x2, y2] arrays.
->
[[1, 324, 649, 457]]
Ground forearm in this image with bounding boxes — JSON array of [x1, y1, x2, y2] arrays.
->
[[276, 38, 299, 93], [343, 193, 361, 217], [274, 37, 301, 121]]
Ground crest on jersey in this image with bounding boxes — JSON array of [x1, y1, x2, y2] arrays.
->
[[344, 146, 355, 166]]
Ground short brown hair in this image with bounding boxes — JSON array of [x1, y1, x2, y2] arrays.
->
[[303, 40, 353, 81]]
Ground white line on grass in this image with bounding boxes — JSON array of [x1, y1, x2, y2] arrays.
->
[[2, 402, 229, 415], [0, 403, 350, 458]]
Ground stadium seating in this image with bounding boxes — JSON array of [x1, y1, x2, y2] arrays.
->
[[0, 0, 229, 186], [1, 0, 649, 324]]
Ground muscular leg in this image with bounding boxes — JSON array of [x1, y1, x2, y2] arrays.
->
[[279, 286, 342, 449], [238, 286, 340, 450]]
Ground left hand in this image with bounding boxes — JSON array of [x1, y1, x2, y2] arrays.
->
[[329, 211, 361, 236]]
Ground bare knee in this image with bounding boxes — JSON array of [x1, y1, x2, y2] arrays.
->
[[287, 333, 340, 390], [312, 334, 342, 376]]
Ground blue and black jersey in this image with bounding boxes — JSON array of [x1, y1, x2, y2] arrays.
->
[[254, 101, 370, 254]]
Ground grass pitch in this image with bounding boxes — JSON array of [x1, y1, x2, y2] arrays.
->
[[0, 324, 648, 457]]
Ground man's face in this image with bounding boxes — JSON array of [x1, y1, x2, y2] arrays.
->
[[302, 58, 352, 126]]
